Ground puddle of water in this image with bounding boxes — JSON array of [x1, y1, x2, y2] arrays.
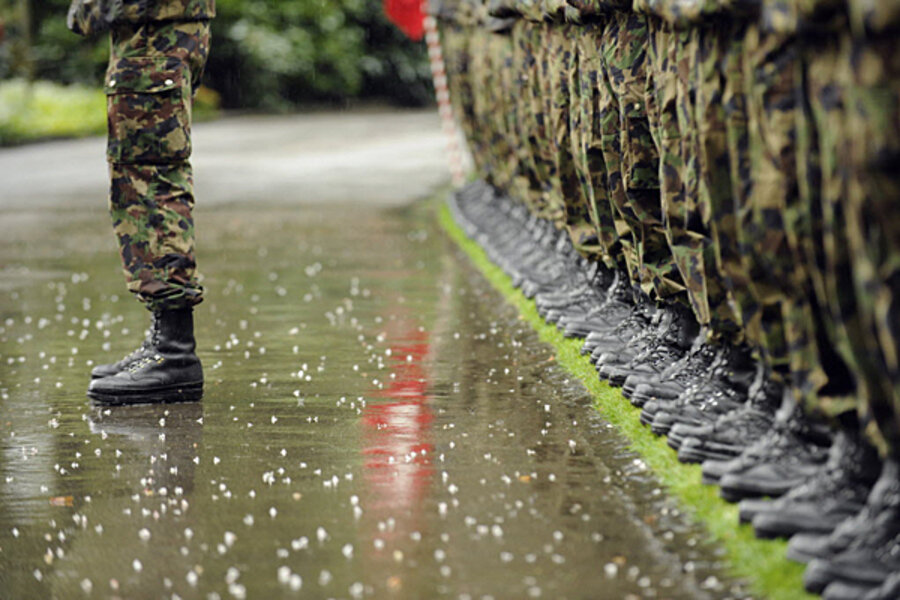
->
[[0, 201, 748, 599]]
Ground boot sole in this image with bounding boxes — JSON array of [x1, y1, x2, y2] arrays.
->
[[675, 446, 708, 464], [87, 381, 203, 405], [679, 445, 741, 465], [650, 420, 672, 436], [719, 478, 795, 503], [718, 486, 749, 503], [606, 371, 629, 387], [753, 514, 845, 540], [701, 472, 721, 485], [785, 543, 825, 565]]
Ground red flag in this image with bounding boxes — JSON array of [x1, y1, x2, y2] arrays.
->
[[383, 0, 425, 41]]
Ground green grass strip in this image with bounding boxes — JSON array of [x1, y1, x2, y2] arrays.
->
[[438, 200, 815, 600]]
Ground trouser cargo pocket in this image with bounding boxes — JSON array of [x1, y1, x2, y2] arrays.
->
[[106, 56, 192, 165]]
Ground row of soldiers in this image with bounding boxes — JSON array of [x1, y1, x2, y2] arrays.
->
[[436, 0, 899, 597]]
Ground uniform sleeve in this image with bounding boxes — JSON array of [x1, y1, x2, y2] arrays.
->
[[116, 0, 216, 23]]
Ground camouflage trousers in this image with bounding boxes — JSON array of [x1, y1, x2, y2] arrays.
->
[[731, 26, 802, 382], [601, 11, 685, 301], [469, 25, 517, 191], [845, 32, 900, 456], [519, 20, 566, 225], [570, 20, 621, 269], [798, 29, 900, 455], [442, 24, 483, 179], [689, 21, 745, 344], [645, 16, 742, 341], [551, 22, 601, 260], [106, 20, 210, 311]]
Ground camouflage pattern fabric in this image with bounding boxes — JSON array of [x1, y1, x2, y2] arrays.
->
[[636, 3, 745, 344], [642, 11, 720, 326], [837, 14, 900, 455], [602, 9, 686, 301], [794, 22, 861, 417], [736, 24, 803, 383], [68, 0, 215, 36], [570, 18, 623, 269], [106, 19, 211, 311], [530, 20, 567, 226], [596, 13, 643, 287], [470, 21, 512, 188], [118, 0, 216, 23], [438, 0, 900, 454], [441, 22, 477, 162], [693, 18, 746, 343], [509, 19, 548, 217], [739, 8, 859, 423], [549, 18, 603, 258], [489, 20, 534, 205]]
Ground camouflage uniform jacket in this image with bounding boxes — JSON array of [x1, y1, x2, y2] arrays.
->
[[69, 0, 215, 36], [118, 0, 216, 22]]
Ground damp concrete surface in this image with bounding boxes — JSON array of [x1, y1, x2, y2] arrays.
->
[[0, 109, 751, 599]]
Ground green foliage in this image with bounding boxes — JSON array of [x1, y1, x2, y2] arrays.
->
[[0, 78, 105, 144], [0, 0, 433, 110]]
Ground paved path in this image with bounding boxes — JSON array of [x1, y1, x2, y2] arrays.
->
[[0, 108, 450, 212]]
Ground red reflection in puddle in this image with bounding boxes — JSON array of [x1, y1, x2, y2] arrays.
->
[[362, 329, 434, 514]]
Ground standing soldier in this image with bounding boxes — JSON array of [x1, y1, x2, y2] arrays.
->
[[67, 0, 214, 404]]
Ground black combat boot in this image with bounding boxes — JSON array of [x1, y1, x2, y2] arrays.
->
[[743, 426, 881, 538], [713, 393, 831, 502], [599, 302, 699, 387], [90, 312, 159, 379], [674, 368, 782, 463], [651, 343, 756, 438], [786, 498, 876, 565], [822, 573, 900, 600], [87, 308, 203, 405], [558, 265, 622, 336], [580, 273, 643, 356], [803, 459, 900, 594], [628, 337, 719, 407]]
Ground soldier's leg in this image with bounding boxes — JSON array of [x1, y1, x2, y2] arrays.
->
[[532, 20, 567, 228], [105, 21, 210, 310], [712, 19, 879, 507], [646, 19, 703, 312], [741, 25, 843, 407], [597, 15, 642, 287], [491, 22, 531, 204], [796, 30, 862, 420], [470, 24, 508, 189], [722, 21, 777, 365], [520, 19, 559, 222], [604, 11, 685, 303], [571, 19, 621, 270], [509, 19, 544, 217], [694, 21, 745, 344], [441, 21, 481, 171], [88, 20, 210, 403], [554, 21, 600, 259], [794, 22, 900, 589], [843, 28, 900, 459]]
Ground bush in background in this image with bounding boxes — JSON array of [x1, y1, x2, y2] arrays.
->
[[0, 0, 433, 111]]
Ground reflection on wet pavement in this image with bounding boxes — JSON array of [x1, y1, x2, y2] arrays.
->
[[0, 201, 749, 599]]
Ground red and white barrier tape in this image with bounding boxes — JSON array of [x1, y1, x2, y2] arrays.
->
[[422, 7, 467, 187]]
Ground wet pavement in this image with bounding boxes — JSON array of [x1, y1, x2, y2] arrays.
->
[[2, 111, 749, 599]]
